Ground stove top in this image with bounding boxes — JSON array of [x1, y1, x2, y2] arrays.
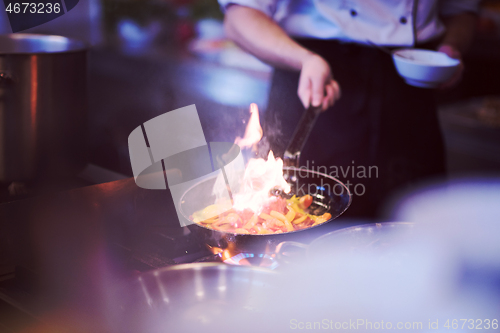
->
[[0, 176, 362, 331], [128, 225, 281, 271]]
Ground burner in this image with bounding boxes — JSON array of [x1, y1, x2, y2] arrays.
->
[[223, 253, 279, 270], [192, 252, 223, 263]]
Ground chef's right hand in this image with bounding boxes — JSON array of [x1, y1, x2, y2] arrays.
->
[[298, 53, 341, 111]]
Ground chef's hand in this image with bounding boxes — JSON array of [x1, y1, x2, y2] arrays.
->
[[298, 53, 341, 111], [437, 44, 464, 89]]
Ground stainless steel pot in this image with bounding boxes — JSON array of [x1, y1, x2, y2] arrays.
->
[[109, 263, 278, 333], [276, 222, 417, 264], [0, 34, 87, 182]]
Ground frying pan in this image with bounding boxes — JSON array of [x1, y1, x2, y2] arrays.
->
[[181, 166, 352, 253]]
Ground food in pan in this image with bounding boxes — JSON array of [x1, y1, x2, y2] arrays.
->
[[191, 194, 332, 234]]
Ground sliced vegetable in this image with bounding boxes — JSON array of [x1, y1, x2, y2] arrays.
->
[[292, 215, 308, 224], [285, 208, 296, 223], [193, 194, 330, 234], [298, 194, 313, 209], [270, 211, 287, 222]]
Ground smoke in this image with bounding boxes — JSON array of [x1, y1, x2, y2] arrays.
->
[[261, 110, 285, 159]]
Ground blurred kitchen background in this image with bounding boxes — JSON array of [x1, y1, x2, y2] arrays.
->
[[0, 0, 500, 201]]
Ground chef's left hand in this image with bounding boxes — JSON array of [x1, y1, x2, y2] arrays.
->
[[437, 44, 464, 89]]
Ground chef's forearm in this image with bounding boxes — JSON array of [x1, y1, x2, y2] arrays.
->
[[440, 12, 477, 54], [224, 5, 314, 71]]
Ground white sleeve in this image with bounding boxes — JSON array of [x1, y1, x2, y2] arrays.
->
[[217, 0, 279, 17], [439, 0, 481, 17]]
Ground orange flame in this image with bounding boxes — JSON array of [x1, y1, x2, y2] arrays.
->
[[234, 103, 263, 151], [231, 104, 290, 213], [211, 104, 290, 215], [208, 245, 224, 255], [233, 150, 290, 212], [208, 244, 240, 262]]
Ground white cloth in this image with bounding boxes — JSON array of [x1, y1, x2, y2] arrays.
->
[[218, 0, 480, 46]]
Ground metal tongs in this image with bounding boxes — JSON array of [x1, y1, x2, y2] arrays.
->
[[283, 105, 322, 180]]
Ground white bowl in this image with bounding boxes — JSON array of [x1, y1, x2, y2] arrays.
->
[[392, 48, 461, 88]]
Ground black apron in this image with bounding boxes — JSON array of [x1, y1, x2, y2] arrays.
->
[[263, 39, 446, 218]]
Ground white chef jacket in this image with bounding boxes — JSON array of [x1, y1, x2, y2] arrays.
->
[[218, 0, 480, 46]]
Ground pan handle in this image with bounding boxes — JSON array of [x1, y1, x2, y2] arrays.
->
[[283, 105, 322, 168], [275, 241, 308, 265]]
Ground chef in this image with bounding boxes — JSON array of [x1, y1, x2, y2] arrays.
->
[[218, 0, 479, 218]]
